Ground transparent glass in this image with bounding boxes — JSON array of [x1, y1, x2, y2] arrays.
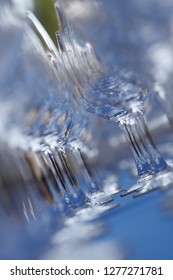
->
[[54, 1, 173, 196], [27, 11, 121, 205], [0, 6, 86, 214]]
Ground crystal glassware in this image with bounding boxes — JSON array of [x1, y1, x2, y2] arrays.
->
[[54, 1, 173, 196], [27, 10, 120, 205]]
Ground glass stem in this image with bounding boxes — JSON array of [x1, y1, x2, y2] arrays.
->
[[117, 111, 168, 179], [73, 147, 98, 192]]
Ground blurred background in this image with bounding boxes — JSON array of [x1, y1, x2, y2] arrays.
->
[[1, 0, 173, 260]]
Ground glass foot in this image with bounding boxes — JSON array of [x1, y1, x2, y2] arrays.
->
[[121, 167, 173, 197]]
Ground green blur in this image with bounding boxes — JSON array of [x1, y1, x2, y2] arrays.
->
[[35, 0, 58, 43]]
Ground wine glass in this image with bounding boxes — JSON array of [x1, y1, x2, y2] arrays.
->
[[27, 11, 119, 204], [54, 1, 173, 196], [22, 22, 91, 209], [26, 11, 107, 207], [0, 5, 83, 215]]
